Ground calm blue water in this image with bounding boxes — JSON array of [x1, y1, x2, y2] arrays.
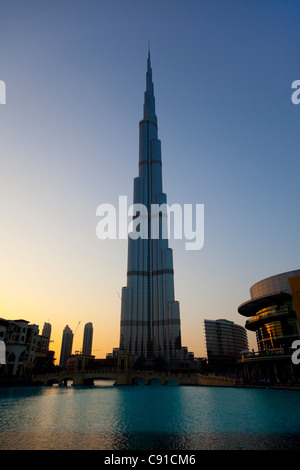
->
[[0, 382, 299, 450]]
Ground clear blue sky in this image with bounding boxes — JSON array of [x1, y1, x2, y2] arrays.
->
[[0, 0, 299, 357]]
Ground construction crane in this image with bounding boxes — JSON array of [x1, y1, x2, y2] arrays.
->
[[73, 321, 81, 355], [74, 321, 81, 336]]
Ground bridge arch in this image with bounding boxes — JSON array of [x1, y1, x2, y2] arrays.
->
[[47, 378, 60, 386], [149, 378, 162, 386], [32, 379, 45, 386], [84, 376, 116, 386], [61, 376, 74, 386], [132, 377, 145, 386], [165, 380, 179, 386]]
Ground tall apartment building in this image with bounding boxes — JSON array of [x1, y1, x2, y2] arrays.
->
[[59, 325, 73, 368], [82, 322, 93, 356], [42, 322, 52, 340]]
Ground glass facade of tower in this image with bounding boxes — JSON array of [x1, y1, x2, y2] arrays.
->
[[204, 319, 249, 372], [119, 53, 183, 367]]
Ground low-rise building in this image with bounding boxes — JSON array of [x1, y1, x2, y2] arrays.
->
[[204, 319, 249, 374], [238, 269, 300, 384], [0, 318, 55, 378]]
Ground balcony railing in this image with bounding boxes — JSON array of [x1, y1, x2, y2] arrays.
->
[[238, 347, 295, 362], [246, 307, 291, 328]]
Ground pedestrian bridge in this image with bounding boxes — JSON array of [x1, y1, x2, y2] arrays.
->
[[32, 369, 236, 387]]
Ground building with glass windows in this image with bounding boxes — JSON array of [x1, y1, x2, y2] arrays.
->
[[238, 270, 300, 384], [119, 51, 193, 370], [204, 319, 249, 373], [0, 318, 55, 378], [82, 322, 93, 356], [59, 325, 73, 368]]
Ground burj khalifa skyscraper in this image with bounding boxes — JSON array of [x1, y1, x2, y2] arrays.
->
[[119, 51, 183, 368]]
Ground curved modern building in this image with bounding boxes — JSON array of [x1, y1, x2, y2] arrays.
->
[[204, 319, 249, 373], [238, 270, 300, 384], [238, 270, 300, 353]]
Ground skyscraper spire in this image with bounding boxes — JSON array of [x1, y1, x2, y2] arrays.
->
[[144, 46, 157, 124], [119, 52, 182, 369]]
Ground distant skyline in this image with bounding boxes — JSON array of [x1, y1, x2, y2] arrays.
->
[[1, 0, 299, 361]]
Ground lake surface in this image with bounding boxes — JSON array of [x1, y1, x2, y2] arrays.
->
[[0, 382, 299, 450]]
